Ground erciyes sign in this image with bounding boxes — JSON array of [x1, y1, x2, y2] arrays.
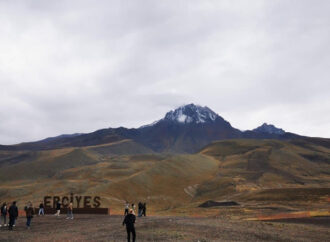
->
[[44, 193, 101, 208]]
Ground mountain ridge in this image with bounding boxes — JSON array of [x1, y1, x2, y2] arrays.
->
[[0, 103, 317, 153], [253, 123, 285, 135]]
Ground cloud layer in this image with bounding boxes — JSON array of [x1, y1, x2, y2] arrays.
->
[[1, 0, 329, 144]]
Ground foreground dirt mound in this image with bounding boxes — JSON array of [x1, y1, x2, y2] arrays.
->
[[198, 200, 239, 208]]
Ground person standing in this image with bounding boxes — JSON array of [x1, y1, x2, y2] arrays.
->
[[138, 202, 142, 217], [142, 203, 146, 217], [54, 201, 61, 217], [124, 201, 129, 216], [1, 202, 7, 227], [8, 201, 18, 230], [131, 203, 135, 214], [122, 209, 136, 242], [38, 202, 44, 216], [66, 202, 73, 220], [25, 202, 34, 229]]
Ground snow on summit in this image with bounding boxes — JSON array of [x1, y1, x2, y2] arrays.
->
[[164, 104, 218, 124]]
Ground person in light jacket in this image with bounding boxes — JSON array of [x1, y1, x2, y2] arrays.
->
[[124, 201, 129, 216], [66, 202, 73, 219]]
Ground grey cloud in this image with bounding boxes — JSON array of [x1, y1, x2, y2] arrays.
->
[[0, 0, 329, 144]]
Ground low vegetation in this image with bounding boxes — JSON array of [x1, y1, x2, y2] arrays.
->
[[0, 139, 329, 214]]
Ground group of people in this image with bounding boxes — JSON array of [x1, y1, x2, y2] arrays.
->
[[1, 201, 43, 230], [52, 201, 74, 219], [1, 199, 141, 242], [0, 200, 74, 230], [123, 201, 147, 242], [0, 201, 18, 230], [137, 202, 147, 217], [124, 201, 147, 217]]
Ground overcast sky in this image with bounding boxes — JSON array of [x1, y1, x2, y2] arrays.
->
[[0, 0, 329, 144]]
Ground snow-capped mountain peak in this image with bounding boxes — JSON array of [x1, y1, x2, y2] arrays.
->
[[164, 104, 218, 124]]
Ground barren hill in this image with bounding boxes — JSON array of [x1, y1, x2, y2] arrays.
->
[[0, 138, 329, 213]]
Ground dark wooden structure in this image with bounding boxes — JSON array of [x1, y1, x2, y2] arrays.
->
[[43, 207, 110, 215]]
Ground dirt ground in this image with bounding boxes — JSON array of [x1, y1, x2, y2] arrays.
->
[[0, 214, 329, 242]]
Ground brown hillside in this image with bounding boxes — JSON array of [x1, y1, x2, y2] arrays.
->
[[0, 139, 329, 213]]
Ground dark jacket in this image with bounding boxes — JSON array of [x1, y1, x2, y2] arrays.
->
[[1, 205, 7, 215], [39, 203, 44, 209], [8, 205, 18, 218], [26, 206, 34, 218], [123, 214, 136, 228], [56, 202, 61, 210]]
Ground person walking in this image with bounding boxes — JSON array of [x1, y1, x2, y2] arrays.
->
[[124, 201, 129, 216], [25, 202, 34, 229], [54, 201, 61, 217], [123, 209, 136, 242], [66, 202, 73, 220], [1, 202, 7, 227], [38, 202, 44, 216], [8, 201, 18, 230]]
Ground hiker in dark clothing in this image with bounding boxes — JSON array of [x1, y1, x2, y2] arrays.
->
[[138, 202, 142, 217], [1, 202, 8, 227], [123, 209, 136, 242], [142, 203, 146, 217], [8, 201, 18, 230], [25, 202, 34, 229]]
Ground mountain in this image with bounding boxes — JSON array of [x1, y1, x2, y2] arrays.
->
[[130, 104, 242, 153], [253, 123, 285, 135], [0, 103, 309, 153]]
